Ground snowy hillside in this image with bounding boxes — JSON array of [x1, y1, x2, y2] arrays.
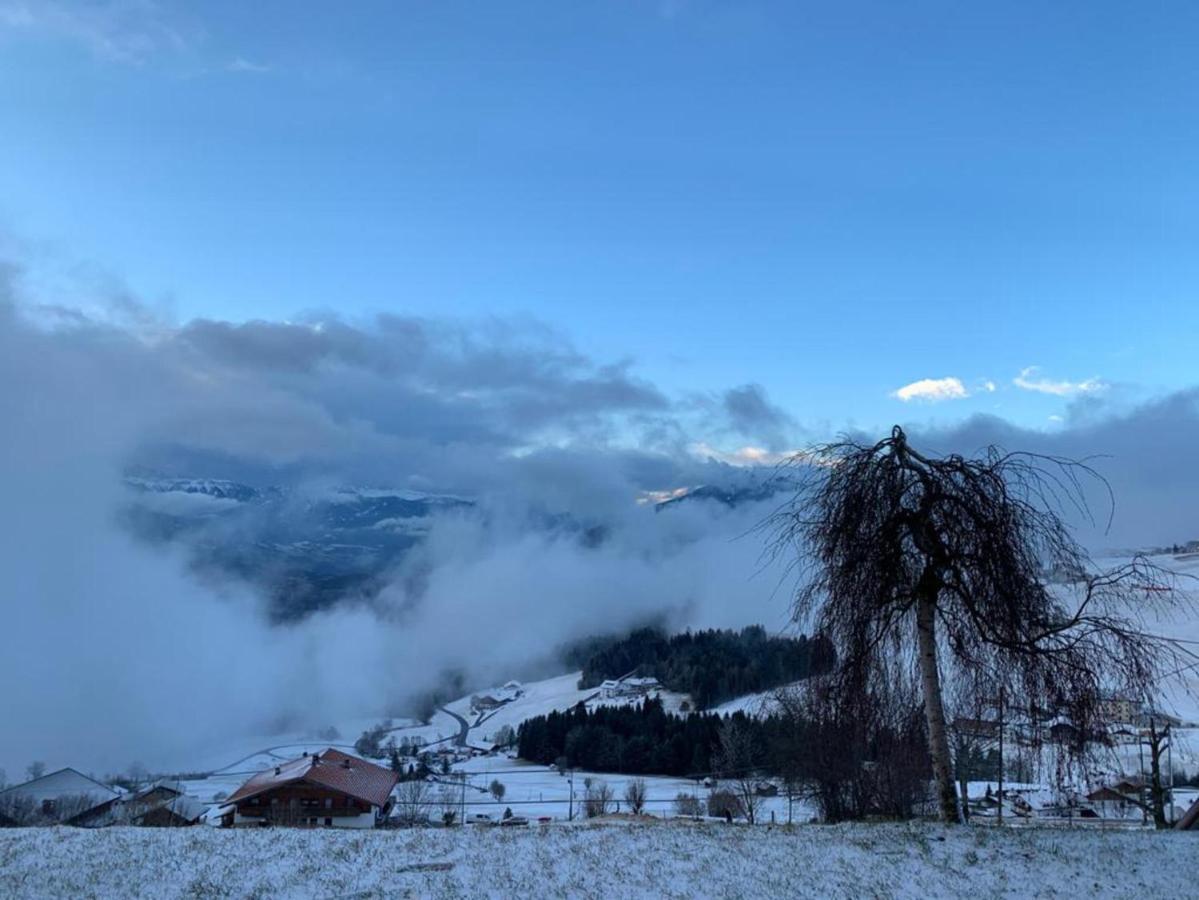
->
[[710, 684, 790, 717], [174, 670, 694, 804], [444, 672, 692, 748]]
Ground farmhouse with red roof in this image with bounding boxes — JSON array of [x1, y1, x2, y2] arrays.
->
[[225, 748, 398, 828]]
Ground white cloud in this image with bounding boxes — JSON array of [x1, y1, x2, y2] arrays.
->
[[1013, 367, 1107, 397], [688, 442, 795, 467], [637, 486, 692, 506], [892, 377, 969, 403], [227, 56, 270, 74], [0, 0, 195, 64]]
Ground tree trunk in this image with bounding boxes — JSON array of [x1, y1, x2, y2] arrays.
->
[[1147, 720, 1168, 829], [916, 592, 960, 823]]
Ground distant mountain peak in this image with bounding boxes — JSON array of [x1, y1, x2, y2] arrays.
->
[[652, 471, 799, 510]]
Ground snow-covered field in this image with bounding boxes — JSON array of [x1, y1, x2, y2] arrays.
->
[[444, 756, 810, 823], [1, 821, 1194, 899]]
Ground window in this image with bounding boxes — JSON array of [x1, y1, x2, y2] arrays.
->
[[325, 798, 332, 809], [324, 817, 332, 827]]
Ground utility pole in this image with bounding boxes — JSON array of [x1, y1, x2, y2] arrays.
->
[[459, 773, 466, 826], [1138, 729, 1147, 826], [997, 686, 1004, 826], [1167, 723, 1174, 825], [567, 769, 574, 821]]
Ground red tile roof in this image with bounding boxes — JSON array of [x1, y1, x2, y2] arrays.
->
[[225, 748, 398, 808]]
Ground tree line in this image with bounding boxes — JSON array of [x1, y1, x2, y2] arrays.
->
[[519, 696, 753, 776], [574, 625, 835, 709], [518, 687, 947, 821]]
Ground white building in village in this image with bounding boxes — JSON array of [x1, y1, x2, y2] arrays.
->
[[470, 680, 525, 714], [0, 769, 121, 825], [600, 675, 661, 700]]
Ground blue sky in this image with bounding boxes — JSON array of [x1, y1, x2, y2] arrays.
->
[[2, 1, 1198, 437]]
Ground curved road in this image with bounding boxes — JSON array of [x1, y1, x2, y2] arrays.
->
[[439, 706, 471, 748]]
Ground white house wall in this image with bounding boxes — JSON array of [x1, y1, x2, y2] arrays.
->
[[233, 807, 379, 829]]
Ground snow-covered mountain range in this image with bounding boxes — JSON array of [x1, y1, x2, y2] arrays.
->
[[122, 477, 474, 620], [120, 467, 801, 622]]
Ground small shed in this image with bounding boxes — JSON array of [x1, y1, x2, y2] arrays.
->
[[1085, 786, 1140, 820], [135, 795, 207, 827]]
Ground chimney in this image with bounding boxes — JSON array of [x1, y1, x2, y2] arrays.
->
[[302, 751, 308, 758], [273, 766, 281, 776]]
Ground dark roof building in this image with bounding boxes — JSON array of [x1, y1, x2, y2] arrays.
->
[[133, 795, 208, 827]]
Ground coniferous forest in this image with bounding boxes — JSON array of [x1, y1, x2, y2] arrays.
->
[[516, 697, 773, 776], [574, 625, 835, 709]]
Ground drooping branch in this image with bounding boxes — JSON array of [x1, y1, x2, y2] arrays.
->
[[761, 426, 1194, 821]]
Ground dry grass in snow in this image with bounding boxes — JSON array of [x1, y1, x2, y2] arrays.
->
[[0, 821, 1194, 899]]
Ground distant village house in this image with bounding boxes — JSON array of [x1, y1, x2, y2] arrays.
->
[[470, 681, 524, 715], [1096, 694, 1137, 725], [599, 675, 661, 701], [0, 769, 120, 826]]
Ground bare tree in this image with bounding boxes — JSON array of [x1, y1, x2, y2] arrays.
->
[[774, 666, 930, 822], [26, 761, 45, 782], [0, 794, 29, 825], [672, 792, 699, 817], [624, 778, 648, 815], [713, 719, 765, 824], [393, 778, 434, 826], [437, 784, 459, 826], [355, 724, 387, 759], [706, 788, 743, 822], [489, 779, 506, 804], [945, 677, 1000, 823], [767, 426, 1188, 823], [493, 725, 516, 748], [583, 780, 614, 818], [1, 792, 99, 826]]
